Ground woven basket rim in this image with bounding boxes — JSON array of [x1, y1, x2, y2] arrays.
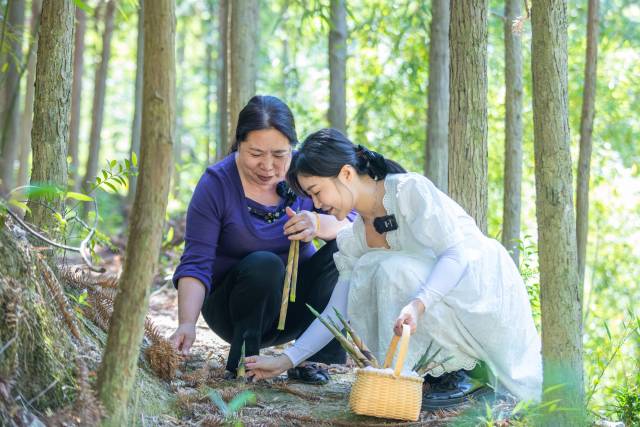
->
[[355, 368, 424, 384]]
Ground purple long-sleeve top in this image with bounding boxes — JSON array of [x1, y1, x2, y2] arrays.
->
[[173, 153, 318, 295]]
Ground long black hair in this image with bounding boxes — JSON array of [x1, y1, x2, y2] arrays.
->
[[230, 95, 298, 152], [287, 128, 406, 195]]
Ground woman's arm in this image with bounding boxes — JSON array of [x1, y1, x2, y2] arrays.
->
[[315, 213, 351, 241], [283, 207, 350, 242], [169, 277, 206, 355]]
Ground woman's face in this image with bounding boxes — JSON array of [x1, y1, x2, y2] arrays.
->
[[297, 170, 354, 221], [236, 128, 292, 188]]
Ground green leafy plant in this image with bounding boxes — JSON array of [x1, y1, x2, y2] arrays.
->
[[207, 388, 256, 427], [614, 383, 640, 426], [90, 156, 138, 194]]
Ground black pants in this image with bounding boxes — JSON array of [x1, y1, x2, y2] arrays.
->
[[201, 240, 346, 371]]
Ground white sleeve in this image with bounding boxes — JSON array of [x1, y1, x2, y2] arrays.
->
[[414, 242, 468, 311], [397, 174, 465, 256], [283, 277, 350, 366]]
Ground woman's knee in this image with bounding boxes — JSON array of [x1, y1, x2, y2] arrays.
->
[[234, 251, 284, 294]]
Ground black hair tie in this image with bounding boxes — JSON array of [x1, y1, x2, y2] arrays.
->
[[355, 145, 388, 181]]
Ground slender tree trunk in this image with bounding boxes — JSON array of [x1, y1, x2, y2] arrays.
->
[[81, 0, 116, 190], [448, 0, 488, 233], [28, 0, 75, 229], [17, 0, 42, 189], [328, 0, 347, 134], [228, 0, 259, 150], [425, 0, 449, 192], [216, 0, 228, 161], [204, 0, 215, 165], [173, 25, 185, 198], [68, 6, 86, 191], [502, 0, 524, 266], [126, 0, 143, 209], [96, 0, 175, 424], [577, 0, 599, 288], [532, 0, 584, 421], [0, 0, 25, 193]]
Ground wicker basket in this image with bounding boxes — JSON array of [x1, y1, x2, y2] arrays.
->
[[349, 324, 424, 421]]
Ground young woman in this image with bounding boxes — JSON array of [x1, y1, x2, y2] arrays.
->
[[246, 129, 542, 407], [170, 98, 353, 384]]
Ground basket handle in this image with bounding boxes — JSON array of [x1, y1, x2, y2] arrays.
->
[[381, 324, 411, 377]]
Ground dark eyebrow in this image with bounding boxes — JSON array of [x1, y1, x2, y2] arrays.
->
[[305, 184, 318, 192]]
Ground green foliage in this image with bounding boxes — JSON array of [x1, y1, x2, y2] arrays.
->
[[455, 388, 571, 426], [90, 157, 138, 195], [614, 383, 640, 426], [207, 388, 256, 426]]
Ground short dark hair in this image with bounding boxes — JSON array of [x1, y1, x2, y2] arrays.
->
[[230, 95, 298, 152], [287, 128, 406, 195]]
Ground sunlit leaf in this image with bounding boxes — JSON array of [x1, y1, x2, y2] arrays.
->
[[65, 191, 94, 202]]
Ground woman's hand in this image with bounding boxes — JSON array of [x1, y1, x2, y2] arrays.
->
[[393, 299, 425, 336], [245, 354, 294, 380], [283, 206, 318, 242], [169, 323, 197, 356]]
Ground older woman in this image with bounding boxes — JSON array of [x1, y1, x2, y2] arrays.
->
[[170, 96, 351, 383]]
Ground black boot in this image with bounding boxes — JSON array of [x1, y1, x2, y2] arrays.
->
[[287, 362, 331, 385], [422, 369, 493, 410]]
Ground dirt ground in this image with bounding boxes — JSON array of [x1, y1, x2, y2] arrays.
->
[[145, 282, 476, 426]]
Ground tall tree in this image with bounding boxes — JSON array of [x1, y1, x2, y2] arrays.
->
[[532, 0, 584, 421], [81, 0, 116, 190], [0, 0, 25, 193], [227, 0, 259, 147], [577, 0, 599, 287], [328, 0, 347, 134], [448, 0, 488, 233], [68, 6, 86, 191], [173, 21, 186, 198], [502, 0, 524, 266], [28, 0, 75, 228], [17, 0, 43, 188], [96, 0, 175, 424], [127, 0, 144, 208], [216, 0, 228, 160], [204, 0, 215, 165], [424, 0, 449, 192]]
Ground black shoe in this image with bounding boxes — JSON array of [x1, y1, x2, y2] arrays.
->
[[287, 362, 331, 385], [422, 370, 493, 410]]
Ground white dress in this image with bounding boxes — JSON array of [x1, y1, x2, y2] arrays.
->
[[334, 173, 542, 402], [283, 172, 542, 402]]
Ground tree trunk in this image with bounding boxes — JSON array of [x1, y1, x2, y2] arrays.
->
[[81, 0, 116, 190], [17, 0, 42, 188], [126, 0, 144, 208], [216, 0, 229, 160], [0, 0, 25, 193], [68, 6, 86, 191], [328, 0, 347, 134], [425, 0, 449, 192], [172, 25, 185, 198], [28, 0, 75, 229], [228, 0, 259, 150], [502, 0, 524, 266], [531, 0, 584, 421], [204, 0, 215, 165], [96, 0, 175, 424], [577, 0, 599, 288], [448, 0, 488, 233]]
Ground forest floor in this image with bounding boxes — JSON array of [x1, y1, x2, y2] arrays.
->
[[144, 281, 474, 426], [98, 237, 497, 427]]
